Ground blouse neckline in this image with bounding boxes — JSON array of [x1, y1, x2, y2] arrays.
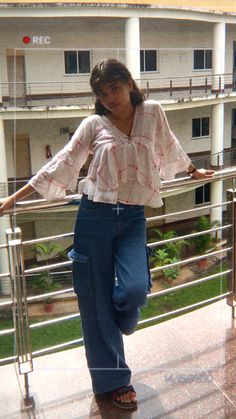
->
[[101, 105, 138, 139]]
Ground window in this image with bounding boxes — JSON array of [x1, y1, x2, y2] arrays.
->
[[140, 50, 157, 72], [192, 117, 210, 138], [64, 51, 90, 74], [193, 49, 212, 70], [195, 183, 211, 205]]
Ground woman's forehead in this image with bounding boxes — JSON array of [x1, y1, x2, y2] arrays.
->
[[97, 80, 122, 93]]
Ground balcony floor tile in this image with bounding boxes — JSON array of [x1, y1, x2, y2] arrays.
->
[[1, 300, 236, 418]]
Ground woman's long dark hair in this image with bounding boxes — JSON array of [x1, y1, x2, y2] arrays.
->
[[90, 59, 145, 115]]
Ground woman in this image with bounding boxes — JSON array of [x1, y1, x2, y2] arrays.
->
[[0, 59, 214, 410]]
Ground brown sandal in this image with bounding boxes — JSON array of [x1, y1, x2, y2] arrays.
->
[[111, 385, 137, 410]]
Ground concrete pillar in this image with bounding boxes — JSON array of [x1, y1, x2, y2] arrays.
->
[[211, 180, 223, 237], [0, 50, 3, 105], [0, 117, 11, 294], [210, 102, 224, 233], [125, 17, 140, 82], [211, 103, 224, 166], [212, 22, 226, 91]]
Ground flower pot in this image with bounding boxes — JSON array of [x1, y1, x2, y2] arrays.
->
[[44, 302, 54, 313], [197, 258, 208, 269]]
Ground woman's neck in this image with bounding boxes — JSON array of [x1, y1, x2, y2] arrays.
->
[[107, 106, 135, 137]]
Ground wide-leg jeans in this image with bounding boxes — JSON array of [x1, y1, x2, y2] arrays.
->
[[68, 195, 151, 394]]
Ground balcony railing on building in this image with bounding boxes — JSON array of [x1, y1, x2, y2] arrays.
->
[[0, 72, 234, 108]]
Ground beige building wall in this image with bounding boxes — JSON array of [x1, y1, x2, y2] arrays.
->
[[1, 17, 232, 90], [4, 117, 83, 177]]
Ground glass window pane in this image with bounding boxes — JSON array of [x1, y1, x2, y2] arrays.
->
[[64, 51, 77, 74], [195, 186, 203, 205], [205, 50, 212, 69], [204, 183, 210, 202], [192, 118, 201, 137], [194, 50, 204, 70], [78, 51, 90, 73], [145, 50, 157, 71], [202, 117, 209, 136], [140, 50, 144, 72]]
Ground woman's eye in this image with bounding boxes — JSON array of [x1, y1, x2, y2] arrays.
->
[[111, 86, 118, 92]]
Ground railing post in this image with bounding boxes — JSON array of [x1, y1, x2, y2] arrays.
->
[[5, 227, 34, 409], [189, 78, 192, 96], [170, 79, 172, 97], [219, 76, 222, 92], [226, 189, 236, 318], [146, 81, 149, 98], [205, 77, 208, 93]]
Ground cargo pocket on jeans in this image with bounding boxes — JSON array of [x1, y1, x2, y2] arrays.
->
[[146, 246, 153, 292], [68, 249, 92, 297]]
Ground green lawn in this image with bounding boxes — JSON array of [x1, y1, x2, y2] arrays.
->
[[0, 270, 228, 360]]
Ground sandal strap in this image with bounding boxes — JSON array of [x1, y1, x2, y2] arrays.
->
[[111, 385, 136, 399]]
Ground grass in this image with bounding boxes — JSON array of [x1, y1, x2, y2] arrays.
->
[[140, 273, 227, 327], [0, 265, 228, 360], [0, 317, 83, 359]]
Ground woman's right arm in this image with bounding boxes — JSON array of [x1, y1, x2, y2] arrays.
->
[[0, 183, 35, 216]]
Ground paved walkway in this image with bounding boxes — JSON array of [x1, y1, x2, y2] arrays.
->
[[1, 300, 236, 418]]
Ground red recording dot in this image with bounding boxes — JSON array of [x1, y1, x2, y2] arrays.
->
[[23, 36, 31, 44]]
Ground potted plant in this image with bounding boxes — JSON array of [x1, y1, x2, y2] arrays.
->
[[151, 229, 186, 286], [153, 248, 180, 286], [30, 242, 65, 312], [190, 216, 219, 268]]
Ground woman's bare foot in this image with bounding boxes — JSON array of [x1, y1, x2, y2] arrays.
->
[[111, 385, 137, 410]]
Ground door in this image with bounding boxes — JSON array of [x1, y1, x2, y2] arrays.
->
[[13, 135, 31, 179], [7, 53, 26, 104]]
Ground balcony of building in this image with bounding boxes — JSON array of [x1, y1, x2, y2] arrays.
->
[[1, 72, 235, 111], [0, 168, 236, 418]]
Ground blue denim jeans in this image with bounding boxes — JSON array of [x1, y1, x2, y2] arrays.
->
[[68, 195, 151, 394]]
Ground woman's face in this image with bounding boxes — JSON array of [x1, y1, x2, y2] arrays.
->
[[96, 79, 133, 116]]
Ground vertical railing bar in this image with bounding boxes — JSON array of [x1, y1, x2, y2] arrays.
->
[[146, 81, 149, 98], [226, 189, 236, 318], [5, 227, 34, 409]]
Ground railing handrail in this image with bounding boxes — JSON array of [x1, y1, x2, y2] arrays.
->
[[1, 166, 235, 216], [0, 71, 234, 86]]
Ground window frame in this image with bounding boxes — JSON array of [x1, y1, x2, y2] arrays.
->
[[64, 50, 91, 75], [140, 49, 158, 73], [195, 183, 211, 206], [193, 49, 212, 71], [192, 116, 210, 139]]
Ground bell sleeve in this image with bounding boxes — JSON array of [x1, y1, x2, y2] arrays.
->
[[154, 103, 191, 180], [28, 116, 94, 200]]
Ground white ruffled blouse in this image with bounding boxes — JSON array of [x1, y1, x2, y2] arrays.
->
[[29, 100, 191, 208]]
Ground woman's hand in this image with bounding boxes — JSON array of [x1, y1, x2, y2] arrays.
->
[[0, 196, 15, 216], [0, 184, 35, 216], [191, 168, 215, 180]]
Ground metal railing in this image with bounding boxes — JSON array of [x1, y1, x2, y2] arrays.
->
[[0, 167, 236, 408], [1, 148, 236, 200], [1, 72, 235, 108]]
